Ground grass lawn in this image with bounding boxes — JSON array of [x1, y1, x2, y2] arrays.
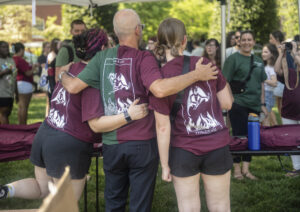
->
[[0, 94, 300, 211]]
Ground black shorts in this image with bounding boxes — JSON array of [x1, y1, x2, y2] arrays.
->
[[0, 97, 13, 108], [30, 121, 93, 179], [169, 145, 233, 177]]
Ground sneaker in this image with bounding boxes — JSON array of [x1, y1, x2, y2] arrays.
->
[[0, 185, 8, 199], [285, 171, 300, 178]]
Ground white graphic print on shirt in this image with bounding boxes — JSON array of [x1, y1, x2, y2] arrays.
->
[[184, 82, 221, 135], [48, 87, 69, 128], [102, 58, 135, 115]]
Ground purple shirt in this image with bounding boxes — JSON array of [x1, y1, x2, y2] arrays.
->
[[77, 45, 163, 144], [46, 62, 102, 143], [150, 56, 230, 155], [278, 69, 300, 121]]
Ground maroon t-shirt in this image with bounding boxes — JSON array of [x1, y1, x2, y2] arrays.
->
[[79, 46, 163, 144], [46, 62, 102, 143], [278, 70, 300, 121], [13, 56, 33, 83], [150, 56, 230, 155], [112, 46, 162, 143]]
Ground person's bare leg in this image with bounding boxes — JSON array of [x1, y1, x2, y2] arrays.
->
[[53, 175, 86, 201], [172, 174, 200, 212], [18, 93, 32, 124], [276, 97, 282, 124], [202, 170, 231, 212], [0, 107, 10, 124], [262, 113, 270, 126], [45, 96, 50, 117], [233, 163, 243, 180], [8, 166, 52, 199], [242, 161, 257, 180], [270, 110, 278, 126]]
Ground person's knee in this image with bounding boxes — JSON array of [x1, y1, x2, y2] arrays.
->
[[207, 201, 230, 212]]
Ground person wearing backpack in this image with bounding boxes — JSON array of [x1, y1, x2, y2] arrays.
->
[[151, 18, 233, 212], [274, 40, 300, 177], [55, 20, 86, 82]]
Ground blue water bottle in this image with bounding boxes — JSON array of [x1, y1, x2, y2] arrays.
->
[[248, 113, 260, 150]]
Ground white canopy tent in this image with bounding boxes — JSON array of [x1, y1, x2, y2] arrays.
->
[[0, 0, 164, 6]]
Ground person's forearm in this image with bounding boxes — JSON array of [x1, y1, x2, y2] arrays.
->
[[0, 69, 11, 77], [274, 53, 284, 76], [60, 72, 88, 94], [24, 69, 34, 77], [265, 79, 277, 87], [56, 63, 74, 82], [150, 71, 198, 98], [261, 83, 265, 104], [88, 113, 128, 133], [291, 52, 300, 68], [154, 112, 171, 168]]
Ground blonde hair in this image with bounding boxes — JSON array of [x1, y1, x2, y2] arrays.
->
[[154, 18, 186, 61]]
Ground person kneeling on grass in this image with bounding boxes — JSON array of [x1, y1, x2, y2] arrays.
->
[[151, 18, 234, 212], [0, 28, 147, 201]]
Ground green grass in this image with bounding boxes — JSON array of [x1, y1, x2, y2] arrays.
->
[[1, 95, 300, 211]]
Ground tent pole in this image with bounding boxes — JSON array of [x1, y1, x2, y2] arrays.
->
[[298, 0, 300, 35], [32, 0, 36, 26], [219, 0, 226, 68]]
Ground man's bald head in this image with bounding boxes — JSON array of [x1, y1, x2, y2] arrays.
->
[[113, 9, 141, 40]]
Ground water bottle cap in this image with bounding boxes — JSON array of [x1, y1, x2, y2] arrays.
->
[[249, 113, 258, 117], [248, 113, 259, 121]]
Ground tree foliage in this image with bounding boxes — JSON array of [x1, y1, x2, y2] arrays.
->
[[169, 0, 215, 40], [61, 4, 118, 39], [40, 16, 64, 41], [278, 0, 299, 40], [0, 6, 34, 43], [119, 1, 172, 40], [226, 0, 279, 44]]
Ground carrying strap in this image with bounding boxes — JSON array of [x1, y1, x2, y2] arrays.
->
[[170, 56, 190, 120], [244, 54, 254, 83], [281, 53, 299, 90], [62, 44, 74, 63]]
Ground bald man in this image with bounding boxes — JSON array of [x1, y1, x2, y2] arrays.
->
[[60, 9, 218, 212]]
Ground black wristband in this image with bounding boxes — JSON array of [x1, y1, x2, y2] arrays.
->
[[261, 103, 266, 106], [124, 110, 132, 123]]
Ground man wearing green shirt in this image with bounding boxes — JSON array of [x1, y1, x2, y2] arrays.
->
[[55, 19, 86, 81]]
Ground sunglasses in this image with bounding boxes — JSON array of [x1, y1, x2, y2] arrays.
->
[[235, 36, 240, 39], [138, 24, 145, 31]]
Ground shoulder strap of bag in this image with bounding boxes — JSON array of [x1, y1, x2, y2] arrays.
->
[[170, 55, 190, 120], [281, 53, 299, 90], [176, 55, 190, 102], [244, 54, 254, 82], [62, 44, 74, 63]]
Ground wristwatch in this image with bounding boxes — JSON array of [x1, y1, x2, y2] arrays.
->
[[124, 110, 132, 123], [58, 71, 67, 82]]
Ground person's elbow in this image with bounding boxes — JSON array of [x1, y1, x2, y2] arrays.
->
[[221, 100, 233, 110], [150, 80, 167, 98], [219, 96, 233, 110], [88, 119, 103, 133], [64, 83, 81, 94]]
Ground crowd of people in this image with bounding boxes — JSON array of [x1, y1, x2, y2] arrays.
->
[[0, 8, 299, 212]]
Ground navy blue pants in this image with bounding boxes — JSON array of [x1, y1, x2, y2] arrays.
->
[[102, 139, 159, 212], [229, 103, 259, 163]]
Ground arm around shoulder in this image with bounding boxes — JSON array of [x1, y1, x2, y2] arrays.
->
[[60, 72, 88, 94]]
